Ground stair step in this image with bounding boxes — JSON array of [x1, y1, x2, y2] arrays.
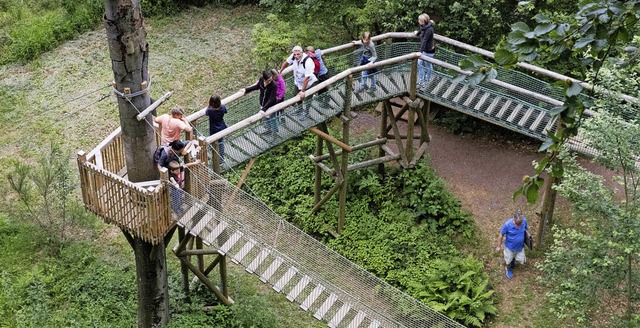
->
[[495, 99, 513, 118], [300, 284, 325, 311], [452, 85, 469, 103], [442, 82, 458, 99], [287, 275, 311, 302], [432, 79, 447, 95], [485, 96, 502, 115], [368, 319, 381, 328], [543, 116, 558, 133], [314, 292, 338, 320], [463, 88, 479, 106], [328, 303, 352, 328], [529, 111, 546, 131], [204, 220, 228, 245], [178, 202, 203, 227], [348, 311, 366, 328], [190, 211, 215, 236], [246, 248, 270, 274], [260, 256, 284, 283], [506, 103, 523, 122], [518, 106, 535, 126], [473, 93, 490, 111], [231, 238, 256, 264], [219, 231, 242, 255], [273, 266, 298, 292]]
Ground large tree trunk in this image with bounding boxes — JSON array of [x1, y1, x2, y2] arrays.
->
[[104, 1, 169, 326], [104, 0, 156, 182]]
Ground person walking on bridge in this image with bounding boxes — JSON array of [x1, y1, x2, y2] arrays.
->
[[279, 45, 317, 120], [415, 13, 436, 89], [496, 210, 529, 278], [241, 69, 279, 134], [354, 32, 378, 93]]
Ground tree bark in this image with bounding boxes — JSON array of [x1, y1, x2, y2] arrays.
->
[[104, 1, 169, 326]]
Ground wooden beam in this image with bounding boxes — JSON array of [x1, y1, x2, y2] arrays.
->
[[175, 254, 233, 305], [136, 91, 172, 121], [308, 127, 352, 152], [409, 142, 429, 167], [385, 105, 408, 166], [225, 157, 256, 207], [311, 138, 387, 162], [346, 154, 401, 171], [311, 181, 343, 213]]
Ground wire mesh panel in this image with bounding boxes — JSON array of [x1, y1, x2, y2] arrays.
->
[[169, 170, 466, 328]]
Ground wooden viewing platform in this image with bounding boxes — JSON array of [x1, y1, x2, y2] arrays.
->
[[77, 128, 173, 245]]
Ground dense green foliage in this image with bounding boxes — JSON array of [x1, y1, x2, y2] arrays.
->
[[232, 131, 496, 327], [539, 98, 640, 326]]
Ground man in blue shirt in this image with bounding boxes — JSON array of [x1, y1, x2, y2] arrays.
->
[[496, 210, 529, 278]]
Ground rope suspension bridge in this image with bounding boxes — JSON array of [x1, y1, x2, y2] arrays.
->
[[77, 32, 636, 328]]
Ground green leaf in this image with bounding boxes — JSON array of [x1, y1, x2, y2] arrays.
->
[[511, 22, 531, 32], [557, 23, 570, 37], [519, 51, 538, 62], [507, 30, 527, 45], [459, 59, 475, 70], [513, 186, 524, 201], [483, 68, 498, 82], [549, 42, 567, 55], [450, 72, 467, 84], [539, 138, 555, 152], [467, 54, 486, 67], [574, 35, 594, 49], [494, 49, 518, 65], [549, 106, 565, 116], [534, 23, 556, 36], [467, 71, 484, 85], [565, 81, 583, 97], [533, 13, 551, 24], [525, 183, 540, 203]]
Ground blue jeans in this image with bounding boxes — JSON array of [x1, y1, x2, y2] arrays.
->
[[360, 55, 377, 89], [264, 114, 279, 132], [170, 187, 185, 217], [418, 52, 435, 84]]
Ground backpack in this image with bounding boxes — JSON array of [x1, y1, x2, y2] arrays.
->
[[302, 53, 321, 76], [153, 145, 170, 164]]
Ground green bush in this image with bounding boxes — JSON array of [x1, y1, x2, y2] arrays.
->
[[239, 132, 494, 326]]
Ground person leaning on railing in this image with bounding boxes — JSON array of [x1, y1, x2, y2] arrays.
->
[[415, 13, 436, 89], [240, 70, 279, 134], [153, 105, 193, 145], [205, 94, 227, 163]]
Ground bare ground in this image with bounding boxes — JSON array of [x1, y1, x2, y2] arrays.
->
[[350, 109, 615, 327]]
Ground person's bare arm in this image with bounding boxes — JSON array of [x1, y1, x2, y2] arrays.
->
[[496, 234, 504, 252]]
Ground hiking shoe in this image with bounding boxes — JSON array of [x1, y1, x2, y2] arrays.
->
[[506, 268, 513, 279]]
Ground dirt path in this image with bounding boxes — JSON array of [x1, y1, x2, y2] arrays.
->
[[350, 110, 614, 327]]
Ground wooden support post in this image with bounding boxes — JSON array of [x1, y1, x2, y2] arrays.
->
[[409, 58, 418, 100], [312, 181, 343, 213], [177, 227, 190, 296], [417, 100, 429, 144], [319, 123, 344, 183], [385, 104, 408, 167], [219, 254, 229, 298], [196, 237, 204, 273], [314, 134, 323, 207], [308, 127, 352, 152], [175, 254, 233, 305], [406, 105, 415, 163], [339, 75, 352, 234], [378, 100, 389, 174], [212, 141, 220, 174]]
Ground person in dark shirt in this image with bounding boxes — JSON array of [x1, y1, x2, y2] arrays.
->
[[242, 70, 279, 134], [205, 94, 228, 163]]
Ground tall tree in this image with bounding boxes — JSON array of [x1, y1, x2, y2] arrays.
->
[[104, 0, 169, 326]]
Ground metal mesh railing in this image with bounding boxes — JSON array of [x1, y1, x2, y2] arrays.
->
[[169, 165, 465, 328]]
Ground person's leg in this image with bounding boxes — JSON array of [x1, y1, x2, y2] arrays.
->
[[418, 52, 427, 85], [218, 139, 225, 165], [515, 249, 526, 265], [359, 70, 369, 91], [425, 52, 435, 82], [369, 70, 377, 91], [503, 248, 516, 278]]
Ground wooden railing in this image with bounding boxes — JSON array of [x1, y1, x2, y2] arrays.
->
[[78, 126, 173, 245]]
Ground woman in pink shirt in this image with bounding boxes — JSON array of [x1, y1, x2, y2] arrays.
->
[[271, 69, 287, 121]]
